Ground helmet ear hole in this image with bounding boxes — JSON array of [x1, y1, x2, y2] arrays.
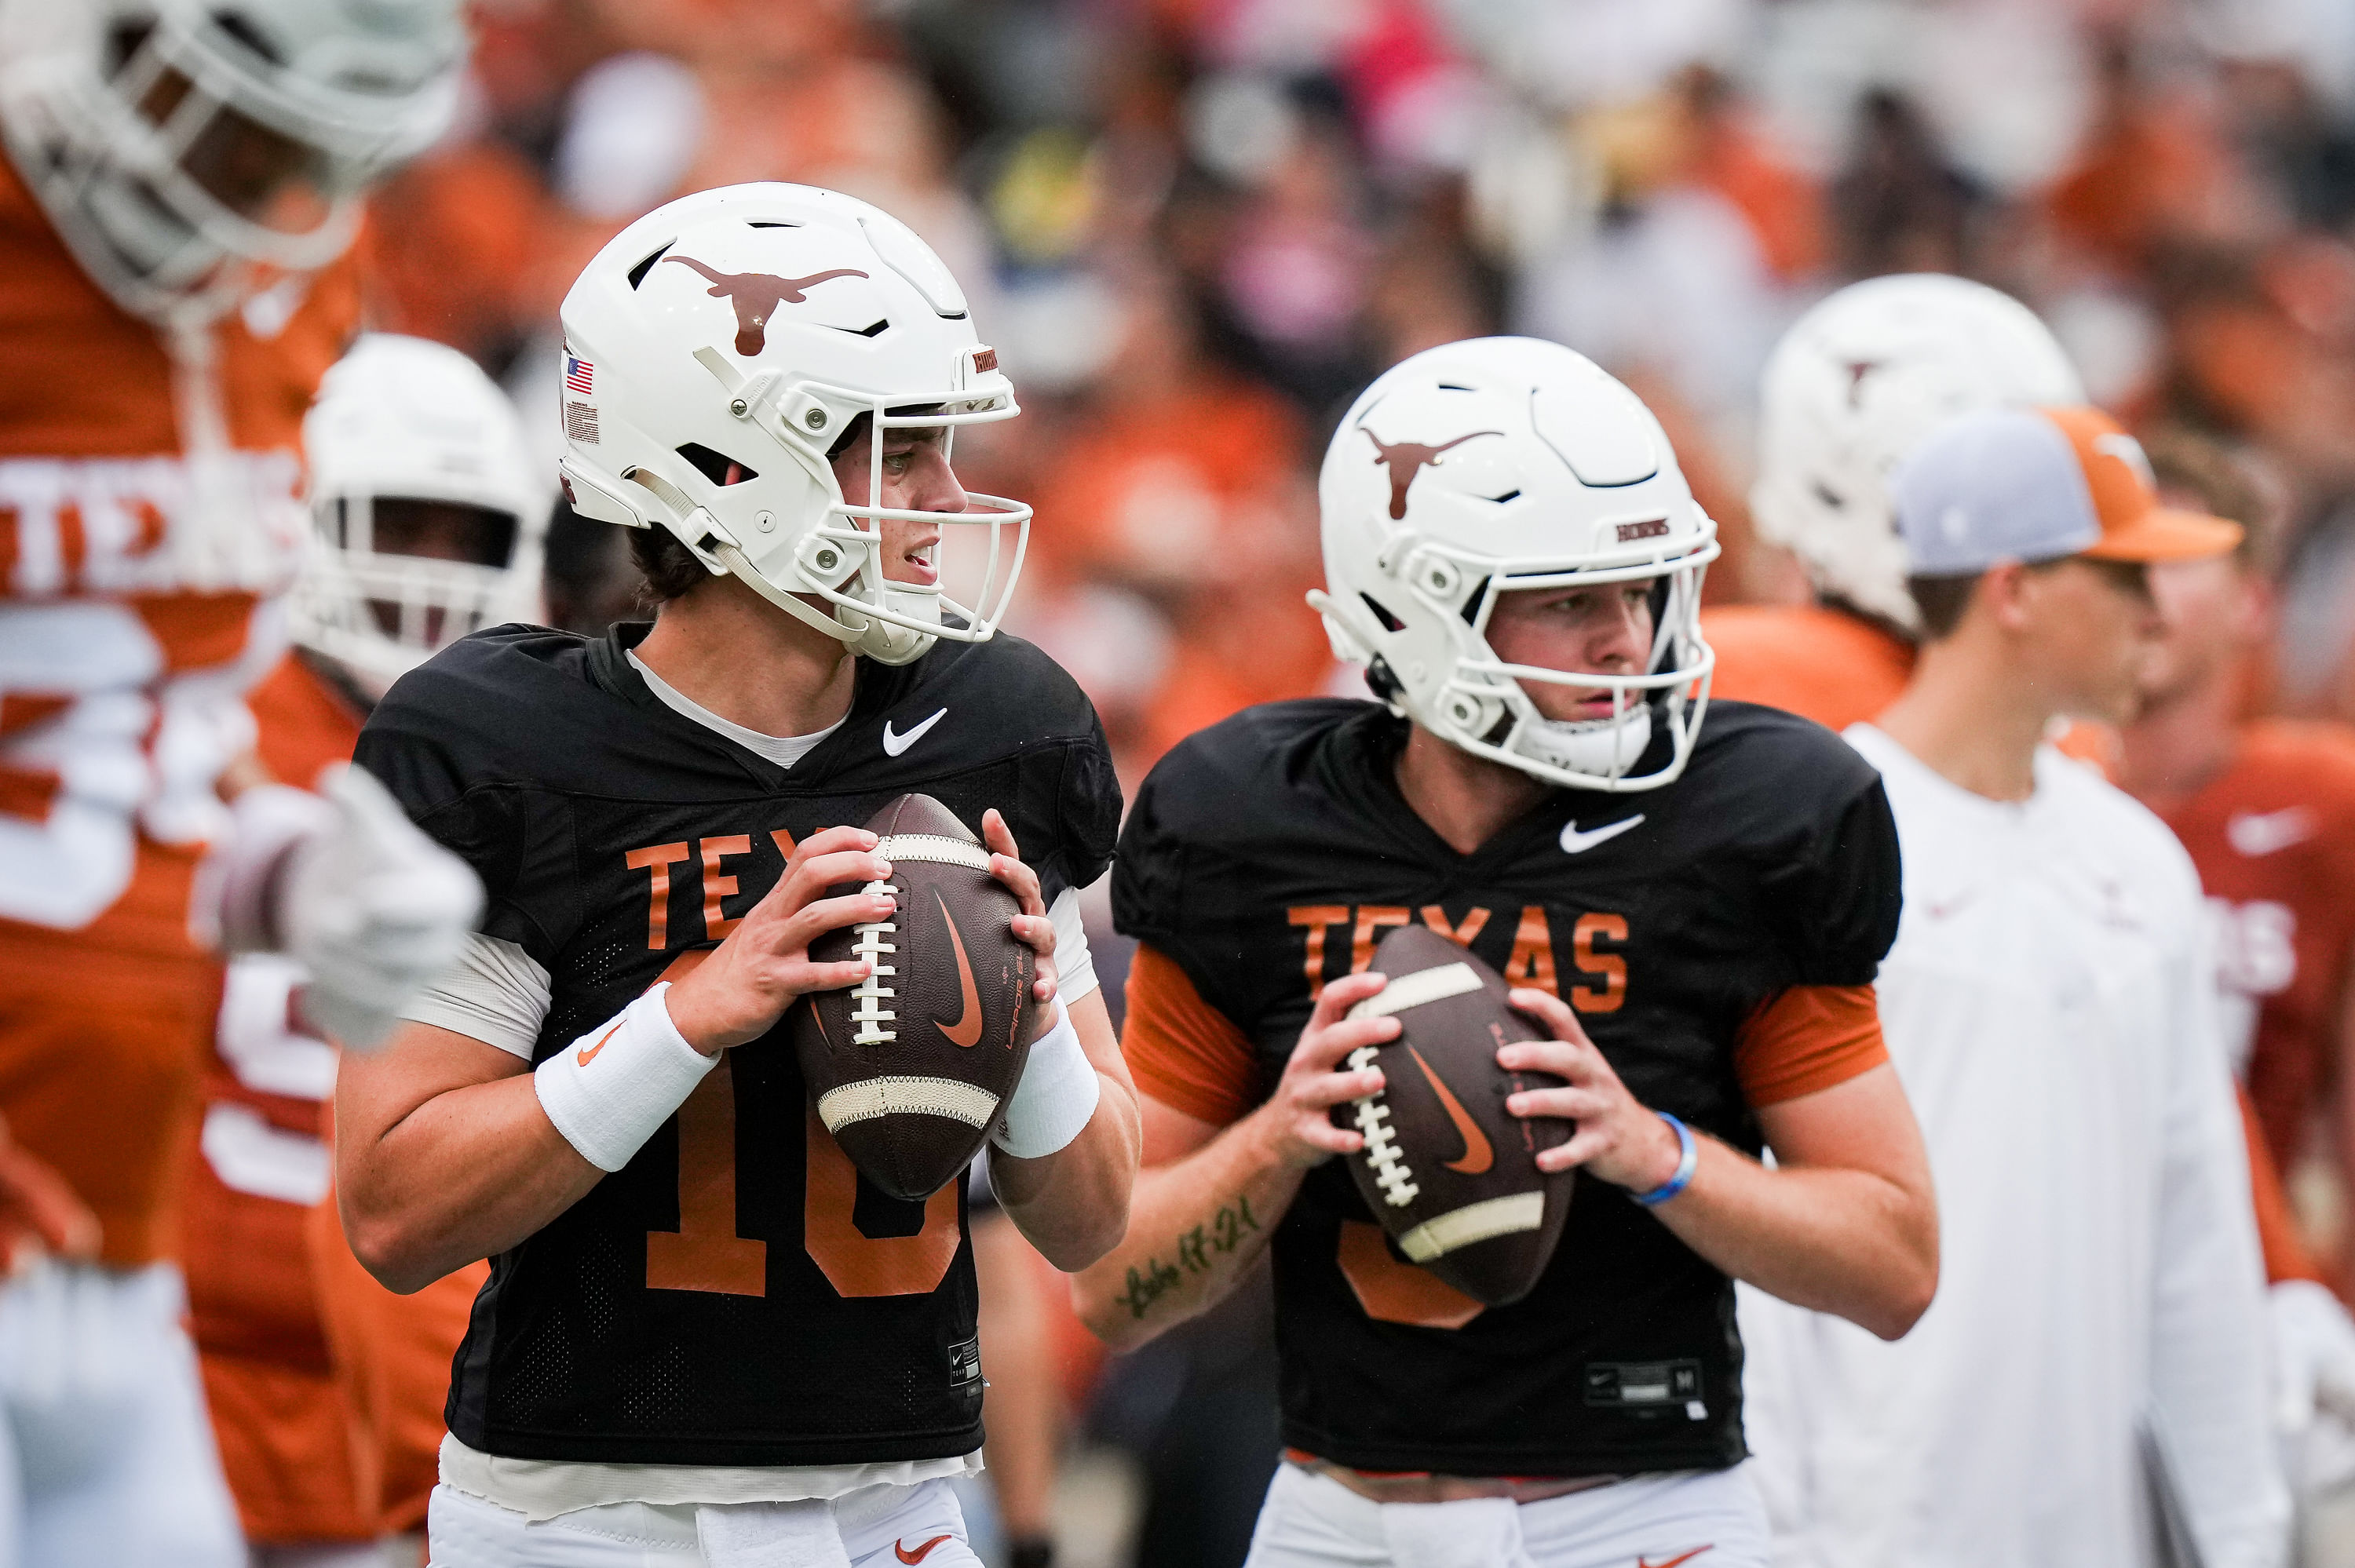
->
[[1359, 594, 1405, 633]]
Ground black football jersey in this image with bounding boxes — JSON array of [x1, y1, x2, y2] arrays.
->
[[356, 622, 1120, 1466], [1112, 698, 1900, 1478]]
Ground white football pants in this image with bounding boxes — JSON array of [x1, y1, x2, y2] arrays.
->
[[427, 1477, 979, 1567], [0, 1260, 245, 1568], [1243, 1459, 1771, 1568]]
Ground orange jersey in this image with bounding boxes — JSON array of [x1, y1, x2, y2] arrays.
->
[[0, 160, 358, 1264], [2151, 720, 2355, 1181], [309, 1176, 486, 1535], [1700, 602, 1913, 731], [184, 654, 371, 1542]]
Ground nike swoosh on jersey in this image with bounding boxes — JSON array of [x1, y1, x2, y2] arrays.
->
[[1408, 1045, 1494, 1176], [1559, 813, 1645, 855], [2227, 806, 2317, 857], [936, 892, 984, 1048], [882, 707, 948, 757], [896, 1536, 954, 1564], [575, 1019, 624, 1067], [1638, 1549, 1713, 1568]]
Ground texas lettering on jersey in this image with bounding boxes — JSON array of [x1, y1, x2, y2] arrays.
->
[[1114, 698, 1900, 1479], [1283, 902, 1628, 1012], [356, 623, 1119, 1467]]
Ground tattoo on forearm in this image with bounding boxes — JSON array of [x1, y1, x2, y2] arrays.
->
[[1112, 1194, 1261, 1320]]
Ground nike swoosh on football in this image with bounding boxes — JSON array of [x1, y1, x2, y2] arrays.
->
[[935, 892, 984, 1048], [2228, 806, 2316, 857], [575, 1019, 624, 1067], [882, 707, 948, 757], [1408, 1045, 1494, 1176], [896, 1536, 954, 1564], [1560, 813, 1645, 855], [1638, 1549, 1713, 1568]]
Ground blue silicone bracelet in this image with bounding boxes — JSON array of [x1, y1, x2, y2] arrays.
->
[[1630, 1112, 1697, 1207]]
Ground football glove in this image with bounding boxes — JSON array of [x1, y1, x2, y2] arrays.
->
[[2271, 1278, 2355, 1500], [210, 764, 482, 1050]]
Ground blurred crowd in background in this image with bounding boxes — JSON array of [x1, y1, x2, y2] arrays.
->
[[349, 1, 2355, 1559]]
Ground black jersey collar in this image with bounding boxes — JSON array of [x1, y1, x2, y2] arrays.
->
[[586, 622, 945, 789], [1328, 706, 1651, 867]]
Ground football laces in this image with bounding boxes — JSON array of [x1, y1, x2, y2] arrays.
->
[[1347, 1045, 1419, 1207], [847, 878, 899, 1045]]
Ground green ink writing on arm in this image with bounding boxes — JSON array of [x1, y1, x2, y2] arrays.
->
[[1111, 1199, 1266, 1321]]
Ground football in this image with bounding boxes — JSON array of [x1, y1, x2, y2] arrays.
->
[[795, 793, 1042, 1200], [1331, 925, 1575, 1306]]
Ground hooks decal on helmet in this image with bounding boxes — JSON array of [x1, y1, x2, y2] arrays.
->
[[1362, 428, 1502, 520], [663, 256, 871, 355]]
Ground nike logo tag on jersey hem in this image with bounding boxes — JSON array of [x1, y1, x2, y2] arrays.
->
[[575, 1019, 624, 1067], [1560, 814, 1644, 855], [1638, 1549, 1713, 1568], [2228, 806, 2316, 857], [935, 892, 984, 1048], [1408, 1045, 1493, 1175], [883, 708, 947, 757], [896, 1537, 953, 1564]]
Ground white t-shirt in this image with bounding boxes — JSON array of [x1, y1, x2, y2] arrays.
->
[[404, 655, 1096, 1518], [1737, 727, 2287, 1568]]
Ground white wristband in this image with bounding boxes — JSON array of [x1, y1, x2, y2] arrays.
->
[[991, 1001, 1100, 1159], [535, 984, 717, 1172]]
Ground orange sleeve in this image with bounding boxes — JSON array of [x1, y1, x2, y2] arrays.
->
[[1121, 944, 1261, 1128], [2240, 1084, 2325, 1286], [1735, 984, 1891, 1107]]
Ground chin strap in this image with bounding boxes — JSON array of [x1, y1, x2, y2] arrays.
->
[[707, 541, 939, 665]]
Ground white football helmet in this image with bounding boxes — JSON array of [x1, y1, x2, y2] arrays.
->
[[1310, 337, 1719, 793], [288, 334, 544, 691], [556, 183, 1029, 666], [1752, 273, 2084, 633], [0, 0, 465, 326]]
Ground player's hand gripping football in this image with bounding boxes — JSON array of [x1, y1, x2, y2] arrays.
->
[[663, 826, 902, 1053], [1248, 972, 1397, 1170], [1499, 988, 1686, 1194], [980, 808, 1059, 1007]]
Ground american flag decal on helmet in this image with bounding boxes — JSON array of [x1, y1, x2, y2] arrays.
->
[[565, 356, 594, 396]]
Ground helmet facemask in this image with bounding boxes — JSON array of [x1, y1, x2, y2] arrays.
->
[[772, 392, 1030, 667], [291, 494, 531, 695], [1377, 538, 1717, 793]]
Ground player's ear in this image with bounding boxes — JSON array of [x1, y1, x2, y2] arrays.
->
[[1976, 559, 2036, 636]]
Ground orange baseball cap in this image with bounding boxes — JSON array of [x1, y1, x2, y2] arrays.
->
[[2036, 406, 2244, 563], [1893, 405, 2242, 573]]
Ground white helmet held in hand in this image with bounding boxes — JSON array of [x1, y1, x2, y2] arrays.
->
[[1752, 273, 2083, 633], [0, 0, 465, 326], [1310, 337, 1719, 793], [288, 334, 546, 692], [556, 182, 1030, 667]]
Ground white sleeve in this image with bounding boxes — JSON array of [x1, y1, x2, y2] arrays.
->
[[1049, 886, 1097, 1005], [397, 933, 552, 1059], [2149, 892, 2293, 1568]]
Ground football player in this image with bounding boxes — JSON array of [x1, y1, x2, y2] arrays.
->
[[1072, 337, 1937, 1568], [1704, 272, 2083, 728], [2112, 432, 2355, 1504], [0, 5, 476, 1564], [1740, 407, 2287, 1567], [334, 183, 1141, 1568], [184, 334, 543, 1565]]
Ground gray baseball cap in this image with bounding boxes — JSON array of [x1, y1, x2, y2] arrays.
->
[[1893, 405, 2240, 574]]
